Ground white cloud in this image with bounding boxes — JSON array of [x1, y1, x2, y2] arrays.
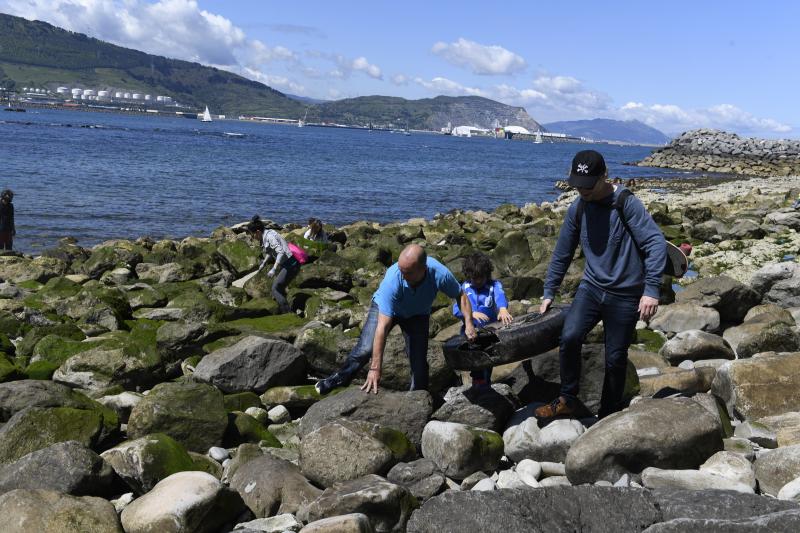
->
[[351, 56, 382, 80], [391, 74, 409, 86], [414, 77, 485, 97], [240, 68, 305, 95], [305, 51, 383, 80], [618, 101, 791, 135], [431, 38, 526, 75]]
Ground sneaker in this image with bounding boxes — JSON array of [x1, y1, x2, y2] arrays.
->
[[314, 374, 342, 396], [534, 397, 576, 419]]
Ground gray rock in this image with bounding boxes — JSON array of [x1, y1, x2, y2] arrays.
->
[[659, 330, 734, 364], [194, 336, 307, 394], [470, 477, 496, 491], [459, 470, 489, 490], [641, 467, 753, 493], [121, 471, 245, 533], [565, 397, 723, 484], [96, 391, 143, 423], [724, 437, 756, 461], [0, 441, 114, 496], [229, 453, 322, 518], [650, 303, 720, 334], [234, 514, 303, 532], [386, 459, 445, 502], [675, 275, 760, 324], [735, 322, 800, 358], [700, 451, 756, 489], [496, 469, 527, 489], [268, 405, 291, 424], [734, 421, 777, 448], [299, 513, 374, 533], [751, 262, 800, 307], [778, 477, 800, 501], [155, 320, 210, 362], [420, 421, 504, 480], [0, 488, 123, 532], [300, 388, 432, 447], [540, 461, 566, 477], [503, 412, 585, 463], [754, 444, 800, 496], [641, 510, 800, 533], [300, 475, 415, 533], [431, 384, 517, 432], [0, 380, 106, 421], [209, 446, 229, 462]]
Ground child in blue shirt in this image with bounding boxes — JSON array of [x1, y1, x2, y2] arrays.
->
[[453, 252, 513, 387]]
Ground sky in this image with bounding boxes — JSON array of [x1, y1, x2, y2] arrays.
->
[[2, 0, 799, 137]]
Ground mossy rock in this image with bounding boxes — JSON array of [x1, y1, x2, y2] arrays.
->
[[0, 355, 22, 383], [221, 314, 307, 336], [373, 425, 416, 463], [16, 280, 44, 291], [0, 333, 14, 356], [633, 328, 666, 353], [294, 264, 353, 293], [338, 246, 392, 270], [0, 406, 104, 466], [22, 360, 60, 380], [0, 311, 26, 338], [260, 384, 344, 412], [491, 231, 537, 277], [224, 411, 282, 448], [31, 334, 115, 367], [224, 392, 263, 412], [188, 451, 223, 479], [15, 324, 85, 362], [217, 239, 261, 277], [167, 288, 231, 323], [81, 245, 144, 279], [126, 284, 168, 309], [36, 277, 83, 302], [238, 297, 281, 317]]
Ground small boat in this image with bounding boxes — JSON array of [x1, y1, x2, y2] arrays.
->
[[223, 132, 244, 138], [200, 106, 212, 122], [298, 108, 309, 127], [442, 304, 570, 370], [3, 108, 26, 112], [534, 131, 543, 144]]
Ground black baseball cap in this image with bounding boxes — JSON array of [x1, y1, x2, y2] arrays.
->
[[568, 150, 607, 189]]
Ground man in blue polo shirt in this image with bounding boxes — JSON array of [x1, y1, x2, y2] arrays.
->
[[315, 244, 477, 395]]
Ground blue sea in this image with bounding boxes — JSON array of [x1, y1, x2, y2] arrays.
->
[[1, 108, 686, 252]]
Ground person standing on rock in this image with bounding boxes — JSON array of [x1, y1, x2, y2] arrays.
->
[[315, 244, 477, 395], [246, 215, 301, 314], [535, 150, 666, 420], [0, 189, 16, 251]]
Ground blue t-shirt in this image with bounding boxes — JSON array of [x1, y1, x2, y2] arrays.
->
[[373, 257, 462, 318], [453, 280, 509, 326]]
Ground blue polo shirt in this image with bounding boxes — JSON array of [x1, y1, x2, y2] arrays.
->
[[373, 257, 462, 318]]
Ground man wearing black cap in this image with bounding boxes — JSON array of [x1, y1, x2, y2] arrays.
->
[[535, 150, 666, 420]]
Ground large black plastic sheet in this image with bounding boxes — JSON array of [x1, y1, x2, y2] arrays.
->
[[443, 304, 570, 370]]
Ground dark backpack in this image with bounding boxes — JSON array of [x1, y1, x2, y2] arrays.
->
[[574, 189, 688, 278]]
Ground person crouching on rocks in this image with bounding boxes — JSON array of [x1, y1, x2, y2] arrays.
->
[[304, 217, 328, 243], [0, 189, 16, 251], [246, 215, 301, 314], [452, 252, 513, 389], [535, 150, 666, 421], [315, 244, 478, 395]]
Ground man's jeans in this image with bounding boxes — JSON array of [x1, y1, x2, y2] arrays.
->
[[559, 282, 640, 418], [333, 301, 431, 390]]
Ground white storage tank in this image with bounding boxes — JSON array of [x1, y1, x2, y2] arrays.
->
[[56, 87, 69, 94], [114, 92, 124, 98], [97, 90, 109, 98], [144, 94, 152, 101], [83, 89, 95, 96], [124, 93, 131, 99], [71, 88, 82, 96], [131, 93, 142, 100]]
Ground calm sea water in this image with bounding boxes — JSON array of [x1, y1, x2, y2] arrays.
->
[[1, 108, 685, 252]]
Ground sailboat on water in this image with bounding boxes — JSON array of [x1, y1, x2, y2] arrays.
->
[[200, 106, 212, 122]]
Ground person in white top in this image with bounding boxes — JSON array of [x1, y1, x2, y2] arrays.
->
[[303, 217, 328, 243], [246, 216, 300, 314]]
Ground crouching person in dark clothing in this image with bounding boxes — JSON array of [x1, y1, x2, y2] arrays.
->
[[0, 189, 16, 251], [535, 150, 666, 420]]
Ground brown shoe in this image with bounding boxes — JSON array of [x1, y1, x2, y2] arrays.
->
[[534, 397, 576, 419]]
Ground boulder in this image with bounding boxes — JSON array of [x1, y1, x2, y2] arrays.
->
[[503, 413, 585, 463], [0, 380, 117, 429], [0, 441, 115, 496], [299, 514, 374, 533], [700, 451, 756, 489], [754, 444, 800, 496], [0, 407, 105, 466], [0, 489, 122, 532], [229, 453, 322, 518], [638, 367, 716, 397], [121, 471, 245, 533], [751, 262, 800, 307], [735, 322, 800, 359], [431, 384, 517, 432], [53, 344, 162, 393], [724, 310, 797, 354], [300, 388, 432, 447], [649, 303, 720, 334], [758, 412, 800, 447], [234, 514, 303, 533], [194, 336, 307, 394], [300, 475, 415, 533], [100, 433, 198, 494], [659, 330, 734, 364], [675, 275, 760, 324], [261, 385, 327, 413], [386, 459, 446, 502], [420, 421, 503, 480], [127, 382, 228, 452], [711, 352, 800, 420], [565, 397, 723, 484], [300, 420, 414, 488], [641, 467, 753, 493], [641, 510, 800, 532]]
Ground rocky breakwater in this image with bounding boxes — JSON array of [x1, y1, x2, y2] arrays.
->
[[0, 176, 797, 530], [638, 128, 800, 176]]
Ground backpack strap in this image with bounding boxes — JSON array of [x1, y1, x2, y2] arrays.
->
[[613, 189, 644, 258]]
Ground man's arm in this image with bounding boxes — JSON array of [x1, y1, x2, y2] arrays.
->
[[361, 313, 394, 394], [541, 201, 581, 312]]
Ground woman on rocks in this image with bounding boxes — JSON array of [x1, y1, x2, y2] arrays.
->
[[0, 189, 16, 251], [303, 217, 328, 243], [246, 216, 301, 314]]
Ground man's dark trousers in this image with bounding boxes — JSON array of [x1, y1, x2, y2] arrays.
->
[[558, 281, 640, 418]]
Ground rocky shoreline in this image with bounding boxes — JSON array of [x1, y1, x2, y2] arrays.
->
[[638, 129, 800, 177], [0, 172, 798, 532]]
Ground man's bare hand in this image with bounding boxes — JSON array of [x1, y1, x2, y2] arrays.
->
[[639, 295, 659, 322], [472, 311, 491, 323], [540, 298, 553, 315], [360, 368, 381, 394], [497, 308, 513, 325], [464, 322, 478, 342]]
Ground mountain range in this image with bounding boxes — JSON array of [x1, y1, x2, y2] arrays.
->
[[0, 12, 668, 144], [543, 118, 671, 145]]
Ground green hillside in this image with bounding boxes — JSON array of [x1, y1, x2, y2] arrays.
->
[[0, 13, 305, 117]]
